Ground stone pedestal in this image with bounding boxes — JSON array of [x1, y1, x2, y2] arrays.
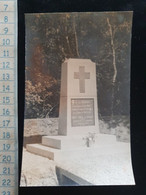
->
[[58, 58, 99, 135]]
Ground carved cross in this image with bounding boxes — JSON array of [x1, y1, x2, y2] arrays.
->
[[74, 66, 90, 93]]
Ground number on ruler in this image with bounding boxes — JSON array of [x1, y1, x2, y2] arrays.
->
[[2, 191, 10, 195], [4, 4, 8, 11], [4, 16, 8, 23], [3, 62, 10, 69], [3, 120, 10, 127], [2, 179, 11, 186], [2, 155, 11, 163], [3, 39, 10, 46], [3, 108, 10, 116], [3, 144, 11, 151], [3, 73, 10, 80], [3, 132, 11, 139], [4, 27, 8, 34], [3, 85, 10, 92], [3, 167, 10, 175], [3, 97, 10, 104], [3, 50, 9, 57]]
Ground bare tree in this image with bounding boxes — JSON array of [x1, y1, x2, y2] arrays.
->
[[73, 16, 80, 57], [107, 18, 117, 84]]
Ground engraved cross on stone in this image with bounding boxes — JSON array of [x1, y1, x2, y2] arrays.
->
[[74, 66, 90, 93]]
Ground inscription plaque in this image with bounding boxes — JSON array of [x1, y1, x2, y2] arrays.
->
[[71, 98, 95, 127]]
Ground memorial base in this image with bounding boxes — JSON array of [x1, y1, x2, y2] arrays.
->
[[26, 134, 117, 160]]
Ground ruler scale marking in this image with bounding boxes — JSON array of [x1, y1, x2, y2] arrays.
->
[[0, 0, 17, 194]]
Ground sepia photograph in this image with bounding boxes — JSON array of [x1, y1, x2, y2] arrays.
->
[[20, 12, 135, 186]]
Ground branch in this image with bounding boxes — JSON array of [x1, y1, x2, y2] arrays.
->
[[59, 45, 67, 58], [66, 36, 72, 56], [73, 16, 80, 57], [107, 18, 117, 84]]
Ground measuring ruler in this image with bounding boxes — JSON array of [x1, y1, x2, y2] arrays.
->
[[0, 0, 18, 195]]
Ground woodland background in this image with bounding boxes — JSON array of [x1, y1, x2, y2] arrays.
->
[[25, 12, 132, 126]]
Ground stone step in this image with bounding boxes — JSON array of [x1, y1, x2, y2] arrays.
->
[[26, 143, 94, 160], [42, 135, 84, 149], [42, 134, 117, 149], [26, 144, 59, 160], [26, 140, 129, 162]]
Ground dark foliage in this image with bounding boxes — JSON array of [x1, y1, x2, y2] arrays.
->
[[25, 12, 132, 118]]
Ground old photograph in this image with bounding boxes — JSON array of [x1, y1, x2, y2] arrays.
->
[[20, 12, 135, 186]]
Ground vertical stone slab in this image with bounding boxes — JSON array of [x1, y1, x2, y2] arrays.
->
[[58, 58, 99, 135], [58, 62, 68, 135]]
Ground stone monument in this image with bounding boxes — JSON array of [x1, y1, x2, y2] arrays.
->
[[58, 58, 99, 135], [42, 58, 99, 150], [27, 58, 100, 157]]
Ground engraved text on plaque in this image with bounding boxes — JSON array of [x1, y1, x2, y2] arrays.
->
[[71, 98, 95, 127]]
